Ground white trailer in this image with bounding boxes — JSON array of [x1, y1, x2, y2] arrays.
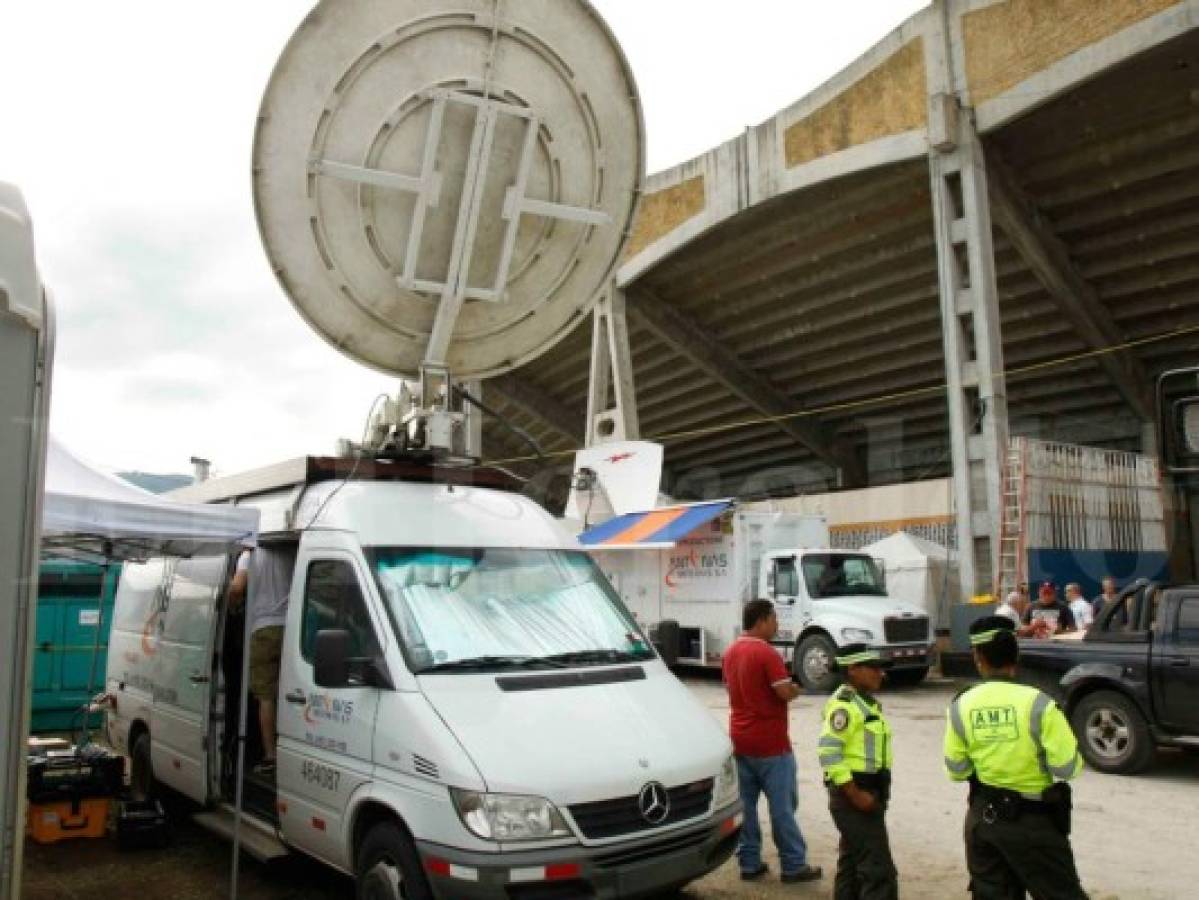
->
[[584, 501, 936, 690], [587, 503, 828, 665]]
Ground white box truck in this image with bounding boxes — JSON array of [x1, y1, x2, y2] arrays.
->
[[585, 502, 935, 691], [105, 458, 742, 899]]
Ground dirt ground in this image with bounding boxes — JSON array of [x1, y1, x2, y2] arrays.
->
[[683, 676, 1198, 900], [20, 676, 1199, 899]]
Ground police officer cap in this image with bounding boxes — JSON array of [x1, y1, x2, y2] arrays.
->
[[835, 643, 889, 668], [969, 615, 1017, 647]]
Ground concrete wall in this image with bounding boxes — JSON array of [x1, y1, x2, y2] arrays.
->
[[746, 478, 954, 549], [963, 0, 1180, 105], [618, 0, 1197, 286], [783, 38, 927, 168]]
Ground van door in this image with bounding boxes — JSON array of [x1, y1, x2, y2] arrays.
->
[[276, 552, 383, 868], [105, 559, 168, 756], [149, 555, 224, 802]]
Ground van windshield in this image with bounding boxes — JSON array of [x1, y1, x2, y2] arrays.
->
[[365, 548, 655, 672], [802, 553, 887, 598]]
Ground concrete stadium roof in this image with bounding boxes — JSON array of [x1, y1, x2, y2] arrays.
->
[[482, 0, 1199, 500]]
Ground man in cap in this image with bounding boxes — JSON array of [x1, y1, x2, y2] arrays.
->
[[1022, 582, 1076, 638], [818, 644, 897, 900], [944, 616, 1088, 899]]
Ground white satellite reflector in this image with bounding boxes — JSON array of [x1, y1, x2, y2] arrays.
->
[[253, 0, 645, 380], [565, 441, 663, 524]]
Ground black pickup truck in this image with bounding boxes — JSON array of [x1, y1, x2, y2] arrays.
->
[[1017, 581, 1199, 774]]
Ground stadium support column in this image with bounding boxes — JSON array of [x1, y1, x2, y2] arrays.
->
[[927, 0, 1009, 600]]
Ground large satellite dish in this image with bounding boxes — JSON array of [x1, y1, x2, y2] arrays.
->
[[253, 0, 645, 380]]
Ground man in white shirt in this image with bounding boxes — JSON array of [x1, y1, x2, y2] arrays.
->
[[1065, 582, 1093, 631], [995, 589, 1027, 627]]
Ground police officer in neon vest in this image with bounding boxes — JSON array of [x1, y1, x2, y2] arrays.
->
[[818, 644, 897, 900], [944, 616, 1087, 899]]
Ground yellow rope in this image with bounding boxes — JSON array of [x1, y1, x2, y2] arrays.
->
[[482, 321, 1199, 468]]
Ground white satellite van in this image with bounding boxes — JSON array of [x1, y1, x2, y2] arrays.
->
[[105, 458, 741, 899]]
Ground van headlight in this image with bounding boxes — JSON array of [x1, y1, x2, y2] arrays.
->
[[841, 628, 874, 642], [713, 755, 739, 809], [450, 789, 572, 841]]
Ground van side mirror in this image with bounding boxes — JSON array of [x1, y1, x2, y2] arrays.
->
[[313, 629, 351, 688]]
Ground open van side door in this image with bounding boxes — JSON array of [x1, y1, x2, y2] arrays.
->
[[149, 554, 225, 802]]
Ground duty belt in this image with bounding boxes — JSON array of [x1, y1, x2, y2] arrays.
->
[[827, 770, 892, 802], [968, 778, 1071, 835]]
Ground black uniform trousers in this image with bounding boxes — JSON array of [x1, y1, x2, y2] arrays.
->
[[965, 801, 1088, 900], [828, 787, 898, 900]]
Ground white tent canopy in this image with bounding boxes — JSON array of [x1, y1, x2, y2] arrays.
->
[[41, 437, 259, 562], [863, 530, 959, 630]]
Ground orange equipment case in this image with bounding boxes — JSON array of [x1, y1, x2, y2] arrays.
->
[[26, 797, 110, 844]]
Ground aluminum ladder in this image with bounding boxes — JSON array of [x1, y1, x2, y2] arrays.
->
[[994, 438, 1028, 601]]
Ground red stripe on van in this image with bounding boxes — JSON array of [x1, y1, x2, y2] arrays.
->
[[311, 817, 326, 832]]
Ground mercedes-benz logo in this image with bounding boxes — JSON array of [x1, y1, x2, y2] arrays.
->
[[638, 781, 670, 825]]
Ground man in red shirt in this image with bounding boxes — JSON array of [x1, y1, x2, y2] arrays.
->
[[723, 599, 823, 884]]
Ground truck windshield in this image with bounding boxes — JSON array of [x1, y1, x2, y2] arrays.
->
[[365, 548, 655, 672], [802, 553, 887, 598]]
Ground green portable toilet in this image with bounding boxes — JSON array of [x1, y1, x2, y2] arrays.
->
[[30, 560, 120, 733]]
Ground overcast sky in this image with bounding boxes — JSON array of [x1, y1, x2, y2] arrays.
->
[[2, 0, 926, 477]]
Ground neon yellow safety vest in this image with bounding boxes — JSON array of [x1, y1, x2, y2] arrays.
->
[[943, 678, 1083, 797], [818, 685, 893, 786]]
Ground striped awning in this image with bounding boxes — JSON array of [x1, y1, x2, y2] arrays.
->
[[578, 501, 732, 550]]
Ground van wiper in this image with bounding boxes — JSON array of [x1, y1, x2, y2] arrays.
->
[[539, 649, 646, 665], [419, 655, 568, 673]]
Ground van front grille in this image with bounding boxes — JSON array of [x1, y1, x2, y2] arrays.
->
[[592, 826, 709, 868], [568, 779, 713, 840]]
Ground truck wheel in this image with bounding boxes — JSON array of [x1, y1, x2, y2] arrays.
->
[[130, 732, 155, 801], [886, 666, 929, 688], [356, 820, 433, 900], [1071, 691, 1155, 775], [794, 634, 840, 692]]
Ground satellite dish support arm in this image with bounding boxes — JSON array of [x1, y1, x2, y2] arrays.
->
[[586, 284, 640, 447]]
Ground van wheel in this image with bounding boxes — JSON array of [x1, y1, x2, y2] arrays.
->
[[1071, 691, 1154, 775], [794, 634, 840, 692], [130, 732, 155, 801], [356, 821, 433, 900]]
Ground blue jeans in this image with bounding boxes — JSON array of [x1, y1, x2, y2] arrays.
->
[[736, 752, 809, 875]]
